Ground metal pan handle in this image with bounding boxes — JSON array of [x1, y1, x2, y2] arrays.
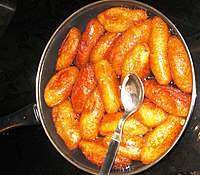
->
[[0, 104, 40, 133]]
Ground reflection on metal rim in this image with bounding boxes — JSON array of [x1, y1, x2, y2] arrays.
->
[[35, 0, 197, 174]]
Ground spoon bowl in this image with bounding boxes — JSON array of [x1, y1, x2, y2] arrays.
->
[[99, 73, 144, 175], [121, 73, 144, 113]]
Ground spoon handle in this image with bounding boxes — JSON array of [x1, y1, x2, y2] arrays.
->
[[99, 131, 121, 175], [99, 112, 131, 175]]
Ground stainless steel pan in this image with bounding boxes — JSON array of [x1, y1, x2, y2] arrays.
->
[[0, 1, 197, 174]]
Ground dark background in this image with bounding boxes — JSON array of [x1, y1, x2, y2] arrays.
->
[[0, 0, 200, 174]]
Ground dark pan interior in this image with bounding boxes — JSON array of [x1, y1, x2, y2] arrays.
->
[[36, 0, 196, 174]]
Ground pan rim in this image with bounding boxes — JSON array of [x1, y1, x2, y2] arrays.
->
[[35, 0, 197, 174]]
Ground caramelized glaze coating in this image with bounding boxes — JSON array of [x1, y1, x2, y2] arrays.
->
[[71, 64, 97, 114], [79, 138, 131, 168], [141, 115, 185, 164], [43, 6, 194, 168], [99, 112, 149, 136], [90, 32, 121, 63], [144, 79, 191, 117], [94, 60, 120, 113], [80, 88, 105, 140], [149, 16, 171, 85], [121, 43, 150, 82], [75, 18, 105, 69], [44, 66, 79, 107], [97, 7, 148, 32], [56, 27, 81, 71], [134, 98, 168, 127], [168, 36, 192, 93], [109, 19, 152, 75], [104, 134, 146, 160], [52, 100, 81, 150]]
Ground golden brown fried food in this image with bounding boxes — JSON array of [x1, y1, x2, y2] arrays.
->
[[134, 98, 168, 128], [97, 7, 148, 32], [144, 79, 191, 117], [99, 112, 149, 136], [149, 16, 171, 85], [52, 99, 81, 150], [56, 27, 81, 71], [109, 19, 152, 75], [80, 88, 105, 140], [44, 7, 194, 168], [90, 32, 121, 63], [79, 138, 131, 168], [121, 43, 150, 82], [141, 115, 185, 164], [75, 18, 105, 69], [71, 64, 97, 114], [103, 134, 145, 160], [168, 36, 192, 93], [44, 66, 79, 107], [94, 60, 120, 114]]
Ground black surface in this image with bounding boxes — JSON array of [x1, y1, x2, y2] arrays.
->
[[0, 0, 200, 175]]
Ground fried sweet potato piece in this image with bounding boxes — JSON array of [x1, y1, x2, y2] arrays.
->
[[99, 112, 149, 136], [121, 43, 150, 82], [44, 66, 79, 107], [97, 7, 148, 32], [141, 115, 185, 164], [75, 18, 105, 69], [109, 19, 152, 75], [94, 60, 120, 114], [90, 32, 121, 63], [80, 88, 105, 140], [134, 98, 168, 128], [52, 99, 81, 150], [144, 79, 191, 117], [168, 36, 192, 93], [104, 134, 146, 160], [149, 16, 171, 85], [79, 138, 131, 168], [71, 64, 97, 114], [56, 27, 81, 71]]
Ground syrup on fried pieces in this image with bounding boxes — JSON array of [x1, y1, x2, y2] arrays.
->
[[79, 138, 131, 169], [144, 79, 191, 117], [44, 66, 79, 107], [149, 16, 171, 85], [134, 98, 168, 128], [121, 43, 150, 82], [90, 32, 121, 64], [168, 36, 192, 93], [71, 64, 97, 114], [99, 112, 149, 136], [56, 27, 81, 71], [103, 134, 145, 161], [97, 7, 148, 32], [141, 115, 185, 164], [75, 18, 105, 69], [95, 60, 120, 114], [80, 88, 105, 140], [52, 99, 81, 150], [109, 19, 151, 75]]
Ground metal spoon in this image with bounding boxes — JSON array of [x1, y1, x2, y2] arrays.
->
[[99, 73, 144, 175]]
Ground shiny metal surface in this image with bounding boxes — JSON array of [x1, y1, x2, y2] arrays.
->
[[36, 0, 196, 174], [99, 74, 144, 175], [0, 0, 199, 174]]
